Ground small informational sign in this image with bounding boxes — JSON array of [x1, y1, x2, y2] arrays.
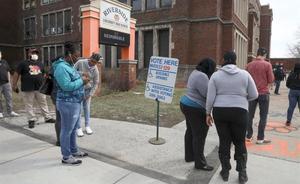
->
[[145, 56, 179, 103], [99, 28, 130, 47]]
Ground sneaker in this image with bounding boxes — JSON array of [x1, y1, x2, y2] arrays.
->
[[256, 139, 271, 144], [76, 128, 84, 137], [85, 126, 93, 135], [245, 136, 253, 142], [9, 111, 20, 117], [62, 156, 82, 165], [28, 120, 35, 129], [286, 121, 291, 126], [0, 113, 3, 118], [72, 151, 88, 158], [45, 118, 56, 123]]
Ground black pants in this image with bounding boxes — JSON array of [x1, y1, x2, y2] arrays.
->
[[213, 107, 248, 172], [51, 95, 61, 144], [180, 103, 209, 168]]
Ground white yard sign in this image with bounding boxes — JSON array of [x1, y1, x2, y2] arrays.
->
[[145, 56, 179, 103], [100, 0, 131, 34]]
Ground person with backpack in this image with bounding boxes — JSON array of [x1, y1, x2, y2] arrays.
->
[[285, 63, 300, 126]]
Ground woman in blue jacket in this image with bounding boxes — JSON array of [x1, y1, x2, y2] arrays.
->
[[53, 42, 90, 165]]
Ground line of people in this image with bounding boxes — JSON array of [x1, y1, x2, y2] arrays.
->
[[0, 42, 102, 166], [180, 48, 277, 184]]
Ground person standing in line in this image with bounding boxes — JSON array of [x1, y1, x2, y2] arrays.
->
[[74, 53, 102, 137], [180, 58, 216, 171], [206, 51, 258, 184], [0, 50, 19, 118], [53, 42, 90, 165], [273, 62, 285, 95], [246, 48, 274, 144], [12, 48, 55, 128], [285, 63, 300, 126], [49, 57, 62, 146]]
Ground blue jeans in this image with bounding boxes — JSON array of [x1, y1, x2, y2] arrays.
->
[[274, 80, 281, 94], [247, 94, 270, 140], [287, 89, 300, 122], [77, 89, 91, 128], [57, 101, 81, 159]]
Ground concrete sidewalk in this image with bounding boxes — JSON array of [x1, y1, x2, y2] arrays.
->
[[0, 126, 166, 184], [0, 84, 299, 184]]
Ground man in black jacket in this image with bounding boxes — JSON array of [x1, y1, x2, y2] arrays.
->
[[273, 63, 285, 95]]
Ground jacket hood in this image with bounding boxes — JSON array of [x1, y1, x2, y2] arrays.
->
[[219, 64, 239, 75], [52, 57, 66, 71]]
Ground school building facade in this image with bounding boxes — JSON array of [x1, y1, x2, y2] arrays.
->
[[0, 0, 273, 80]]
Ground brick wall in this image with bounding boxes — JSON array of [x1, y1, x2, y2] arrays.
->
[[259, 5, 272, 58], [270, 58, 300, 71]]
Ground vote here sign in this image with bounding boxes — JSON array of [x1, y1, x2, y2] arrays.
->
[[145, 56, 179, 103]]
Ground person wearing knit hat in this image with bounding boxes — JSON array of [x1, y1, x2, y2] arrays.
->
[[74, 52, 102, 136], [206, 51, 258, 183]]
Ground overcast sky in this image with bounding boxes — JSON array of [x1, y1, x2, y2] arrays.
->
[[260, 0, 300, 58]]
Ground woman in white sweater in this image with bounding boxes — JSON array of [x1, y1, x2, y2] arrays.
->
[[206, 51, 258, 184]]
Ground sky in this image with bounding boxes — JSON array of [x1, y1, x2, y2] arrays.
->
[[260, 0, 300, 58]]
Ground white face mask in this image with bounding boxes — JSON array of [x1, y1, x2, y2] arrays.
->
[[31, 54, 38, 61]]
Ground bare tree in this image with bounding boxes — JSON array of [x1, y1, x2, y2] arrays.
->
[[289, 28, 300, 58]]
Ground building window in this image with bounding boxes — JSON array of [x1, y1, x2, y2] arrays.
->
[[42, 45, 64, 66], [158, 29, 169, 57], [234, 0, 248, 26], [146, 0, 156, 10], [144, 30, 153, 68], [42, 9, 72, 36], [132, 0, 142, 11], [118, 0, 128, 4], [24, 17, 36, 40], [234, 30, 248, 68], [160, 0, 172, 8], [23, 0, 36, 10], [41, 0, 61, 5]]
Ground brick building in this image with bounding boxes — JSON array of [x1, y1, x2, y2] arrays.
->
[[0, 0, 272, 78], [247, 0, 261, 62], [0, 0, 94, 68], [259, 4, 273, 59]]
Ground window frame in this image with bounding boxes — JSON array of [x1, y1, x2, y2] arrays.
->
[[23, 16, 36, 40], [42, 44, 64, 66], [23, 0, 37, 10], [41, 8, 72, 37], [41, 0, 61, 6]]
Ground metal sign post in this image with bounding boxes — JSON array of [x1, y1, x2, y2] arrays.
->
[[149, 98, 165, 145], [145, 56, 179, 145]]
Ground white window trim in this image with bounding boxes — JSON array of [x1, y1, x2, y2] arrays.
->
[[23, 16, 37, 40], [41, 7, 72, 37]]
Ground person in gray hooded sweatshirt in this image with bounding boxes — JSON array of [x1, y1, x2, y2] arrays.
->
[[74, 53, 102, 136], [206, 51, 258, 184]]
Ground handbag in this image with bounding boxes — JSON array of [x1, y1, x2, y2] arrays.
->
[[39, 76, 53, 96]]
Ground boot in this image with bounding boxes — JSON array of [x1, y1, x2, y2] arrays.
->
[[239, 170, 248, 184], [220, 159, 231, 181], [220, 169, 229, 181], [195, 154, 213, 171], [236, 154, 248, 184]]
